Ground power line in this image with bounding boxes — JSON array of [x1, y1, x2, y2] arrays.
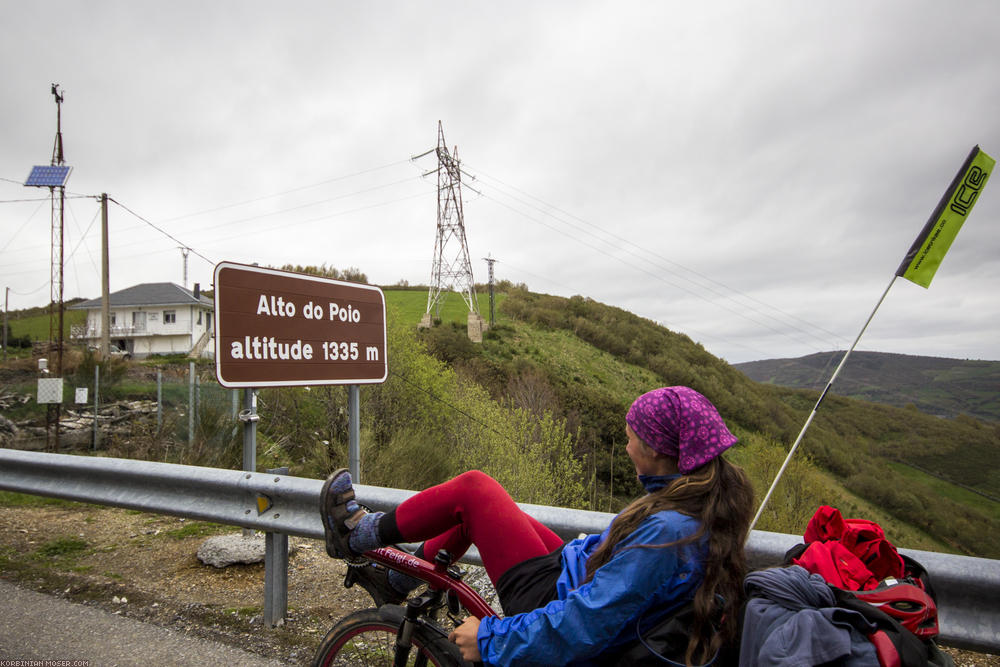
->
[[108, 197, 215, 266], [470, 179, 832, 354], [464, 163, 845, 351], [0, 199, 48, 255], [154, 159, 412, 225]]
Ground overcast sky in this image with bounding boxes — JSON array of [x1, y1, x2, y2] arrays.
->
[[2, 1, 998, 366]]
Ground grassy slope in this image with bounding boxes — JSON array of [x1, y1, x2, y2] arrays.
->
[[387, 287, 998, 554], [474, 290, 1000, 556], [490, 324, 965, 551], [384, 289, 499, 327], [7, 308, 86, 341], [5, 289, 997, 556]]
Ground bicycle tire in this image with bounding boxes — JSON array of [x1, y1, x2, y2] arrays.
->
[[312, 608, 466, 667]]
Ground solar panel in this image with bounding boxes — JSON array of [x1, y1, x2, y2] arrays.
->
[[25, 165, 72, 187]]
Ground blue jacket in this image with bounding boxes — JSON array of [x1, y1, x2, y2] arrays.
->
[[478, 476, 705, 666]]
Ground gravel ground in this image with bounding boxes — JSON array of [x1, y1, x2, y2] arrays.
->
[[0, 502, 996, 666]]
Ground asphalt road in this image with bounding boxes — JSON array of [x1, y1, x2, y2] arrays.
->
[[0, 580, 287, 667]]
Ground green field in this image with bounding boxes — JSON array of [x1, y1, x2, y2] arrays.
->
[[384, 289, 503, 327], [888, 461, 1000, 522], [7, 309, 85, 342]]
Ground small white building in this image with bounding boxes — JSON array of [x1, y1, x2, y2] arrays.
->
[[70, 282, 214, 359]]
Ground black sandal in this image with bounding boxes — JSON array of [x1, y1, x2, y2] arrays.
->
[[321, 468, 367, 560]]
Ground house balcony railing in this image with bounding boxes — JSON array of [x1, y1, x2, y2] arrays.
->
[[71, 324, 147, 340]]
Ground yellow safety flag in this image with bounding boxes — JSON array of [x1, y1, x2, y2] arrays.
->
[[896, 145, 995, 288]]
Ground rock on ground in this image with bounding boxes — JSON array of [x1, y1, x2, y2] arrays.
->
[[197, 533, 294, 568]]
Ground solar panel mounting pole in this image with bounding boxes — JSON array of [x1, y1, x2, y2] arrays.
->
[[51, 84, 66, 378], [21, 86, 73, 451]]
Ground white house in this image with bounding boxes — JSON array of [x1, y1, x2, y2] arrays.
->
[[70, 282, 214, 359]]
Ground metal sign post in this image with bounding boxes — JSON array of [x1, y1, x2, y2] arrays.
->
[[349, 385, 360, 482], [213, 262, 388, 627], [240, 388, 259, 539]]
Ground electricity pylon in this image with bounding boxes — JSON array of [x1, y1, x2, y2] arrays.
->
[[420, 122, 480, 322]]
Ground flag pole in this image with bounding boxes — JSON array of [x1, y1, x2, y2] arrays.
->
[[747, 274, 898, 535], [746, 145, 994, 537]]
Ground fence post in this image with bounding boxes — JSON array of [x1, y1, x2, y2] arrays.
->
[[195, 373, 200, 434], [188, 362, 195, 445], [156, 369, 162, 432], [264, 466, 290, 627], [92, 364, 99, 451]]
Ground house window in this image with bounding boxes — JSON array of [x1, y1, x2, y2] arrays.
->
[[197, 311, 202, 325], [163, 310, 176, 324], [110, 313, 116, 325]]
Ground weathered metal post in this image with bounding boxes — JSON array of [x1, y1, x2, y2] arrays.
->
[[264, 466, 290, 627], [240, 388, 258, 539], [349, 385, 360, 482]]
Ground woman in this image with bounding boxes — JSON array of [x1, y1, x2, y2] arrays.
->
[[322, 386, 754, 666]]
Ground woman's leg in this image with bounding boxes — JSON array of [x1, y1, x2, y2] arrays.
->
[[388, 470, 564, 584]]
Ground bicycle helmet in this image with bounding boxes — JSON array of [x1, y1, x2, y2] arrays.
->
[[853, 578, 939, 639]]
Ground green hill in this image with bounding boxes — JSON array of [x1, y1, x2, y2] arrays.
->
[[735, 351, 1000, 423], [3, 286, 997, 558], [406, 289, 1000, 557]]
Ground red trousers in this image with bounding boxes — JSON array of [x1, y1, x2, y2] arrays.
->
[[394, 470, 564, 585]]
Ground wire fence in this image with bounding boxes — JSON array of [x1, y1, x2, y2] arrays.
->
[[50, 362, 245, 465]]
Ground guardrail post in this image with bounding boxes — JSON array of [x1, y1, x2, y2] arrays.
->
[[264, 466, 289, 627]]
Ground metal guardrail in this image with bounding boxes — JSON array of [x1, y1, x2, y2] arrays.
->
[[1, 448, 997, 653]]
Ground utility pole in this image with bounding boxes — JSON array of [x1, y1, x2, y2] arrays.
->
[[100, 194, 111, 358], [484, 255, 497, 327]]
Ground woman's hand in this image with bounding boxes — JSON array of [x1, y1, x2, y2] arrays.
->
[[448, 616, 482, 662]]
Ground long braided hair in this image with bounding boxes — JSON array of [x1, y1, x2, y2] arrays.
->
[[584, 455, 754, 665]]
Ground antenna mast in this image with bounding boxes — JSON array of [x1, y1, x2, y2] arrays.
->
[[179, 247, 190, 288]]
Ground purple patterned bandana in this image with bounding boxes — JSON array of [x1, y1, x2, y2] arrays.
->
[[626, 386, 737, 474]]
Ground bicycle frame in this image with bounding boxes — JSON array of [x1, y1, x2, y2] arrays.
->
[[362, 545, 498, 620]]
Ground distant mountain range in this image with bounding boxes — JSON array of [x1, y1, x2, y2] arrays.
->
[[734, 351, 1000, 423]]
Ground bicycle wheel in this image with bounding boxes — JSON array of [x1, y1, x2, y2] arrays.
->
[[312, 608, 465, 667]]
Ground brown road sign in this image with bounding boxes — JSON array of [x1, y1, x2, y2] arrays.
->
[[213, 262, 387, 387]]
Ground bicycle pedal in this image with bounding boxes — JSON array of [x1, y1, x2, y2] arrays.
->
[[446, 589, 462, 616]]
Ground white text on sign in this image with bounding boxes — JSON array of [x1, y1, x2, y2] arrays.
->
[[257, 294, 362, 323]]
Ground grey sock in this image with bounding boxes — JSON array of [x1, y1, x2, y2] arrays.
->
[[348, 511, 385, 554]]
